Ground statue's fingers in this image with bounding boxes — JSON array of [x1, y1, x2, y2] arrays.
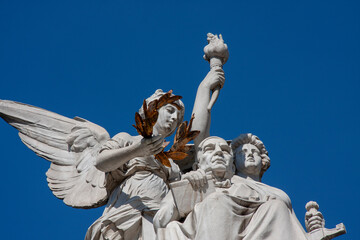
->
[[199, 168, 206, 176], [219, 75, 225, 85], [217, 71, 225, 77], [150, 143, 164, 153], [185, 177, 194, 186], [309, 223, 323, 232], [314, 211, 323, 218], [196, 171, 205, 188], [152, 146, 164, 155], [309, 221, 323, 229], [212, 70, 224, 81], [148, 144, 162, 154], [144, 136, 161, 146], [199, 176, 206, 187], [217, 73, 225, 81], [307, 218, 324, 231], [214, 68, 224, 73], [308, 216, 323, 223], [193, 172, 201, 189], [150, 147, 163, 155], [210, 66, 221, 72], [150, 134, 163, 143], [151, 139, 165, 148], [215, 77, 225, 89], [149, 140, 165, 150], [217, 76, 225, 87], [198, 169, 207, 187], [186, 176, 197, 190]]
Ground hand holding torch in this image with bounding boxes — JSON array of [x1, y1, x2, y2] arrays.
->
[[203, 33, 229, 111]]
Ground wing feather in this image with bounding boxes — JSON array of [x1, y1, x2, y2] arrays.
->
[[20, 133, 77, 165], [0, 100, 112, 208]]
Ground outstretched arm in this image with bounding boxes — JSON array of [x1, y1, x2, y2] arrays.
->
[[95, 133, 164, 172], [191, 68, 225, 148]]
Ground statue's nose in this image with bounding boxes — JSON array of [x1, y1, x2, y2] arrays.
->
[[213, 144, 224, 156], [171, 112, 177, 121]]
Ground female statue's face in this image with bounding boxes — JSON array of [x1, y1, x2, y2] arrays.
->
[[154, 104, 180, 137], [235, 143, 262, 176]]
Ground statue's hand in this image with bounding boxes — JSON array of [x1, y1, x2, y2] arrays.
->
[[182, 169, 207, 190], [136, 135, 164, 157], [305, 201, 325, 232], [201, 67, 225, 91], [153, 193, 179, 231]]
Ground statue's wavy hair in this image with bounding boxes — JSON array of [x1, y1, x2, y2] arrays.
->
[[138, 89, 185, 136], [231, 133, 270, 179]]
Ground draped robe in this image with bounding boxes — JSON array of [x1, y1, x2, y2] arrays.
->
[[157, 175, 308, 240], [85, 133, 180, 240]]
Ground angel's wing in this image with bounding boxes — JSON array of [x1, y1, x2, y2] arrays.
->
[[0, 100, 114, 208]]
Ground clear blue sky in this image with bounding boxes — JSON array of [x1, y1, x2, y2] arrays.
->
[[0, 1, 358, 239]]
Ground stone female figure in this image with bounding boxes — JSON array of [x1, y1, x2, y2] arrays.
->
[[0, 89, 184, 240]]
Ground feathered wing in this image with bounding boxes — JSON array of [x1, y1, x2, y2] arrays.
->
[[0, 100, 114, 208]]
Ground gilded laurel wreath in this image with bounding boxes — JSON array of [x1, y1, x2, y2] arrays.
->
[[133, 90, 199, 167]]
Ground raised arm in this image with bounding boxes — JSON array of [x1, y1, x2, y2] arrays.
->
[[191, 33, 228, 148], [191, 68, 225, 147]]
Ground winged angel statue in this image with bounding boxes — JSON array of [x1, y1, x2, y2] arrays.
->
[[0, 90, 181, 239], [0, 34, 227, 240]]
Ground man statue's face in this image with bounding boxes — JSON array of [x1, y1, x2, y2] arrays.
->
[[235, 143, 262, 176], [198, 137, 233, 176]]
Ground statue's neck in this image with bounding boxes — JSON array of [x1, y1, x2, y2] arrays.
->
[[236, 172, 261, 182], [212, 170, 226, 180]]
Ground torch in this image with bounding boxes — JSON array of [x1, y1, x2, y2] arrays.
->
[[203, 33, 229, 111]]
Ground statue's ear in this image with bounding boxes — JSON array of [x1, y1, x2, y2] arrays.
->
[[261, 155, 270, 172], [192, 162, 199, 170]]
